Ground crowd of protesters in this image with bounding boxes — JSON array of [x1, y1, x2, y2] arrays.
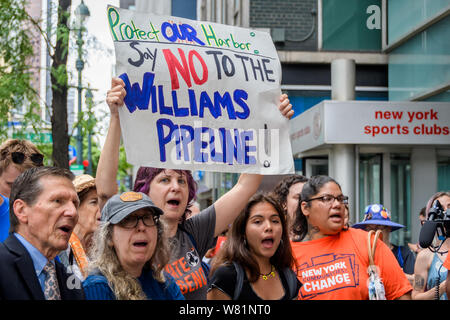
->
[[0, 78, 448, 301]]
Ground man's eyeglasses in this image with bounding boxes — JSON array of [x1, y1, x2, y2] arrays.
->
[[10, 152, 44, 166], [118, 213, 158, 229], [304, 194, 349, 205]]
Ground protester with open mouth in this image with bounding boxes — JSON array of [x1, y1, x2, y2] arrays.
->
[[0, 166, 84, 300], [96, 77, 293, 299], [82, 191, 184, 300], [207, 192, 301, 300], [59, 174, 101, 281], [290, 175, 412, 300]]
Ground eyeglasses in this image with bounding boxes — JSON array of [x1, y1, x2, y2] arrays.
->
[[304, 194, 349, 205], [10, 152, 44, 166], [118, 214, 158, 229]]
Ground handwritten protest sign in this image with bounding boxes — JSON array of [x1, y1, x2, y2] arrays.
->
[[107, 5, 294, 174]]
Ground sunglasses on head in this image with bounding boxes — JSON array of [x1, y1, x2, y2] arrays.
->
[[11, 152, 44, 166]]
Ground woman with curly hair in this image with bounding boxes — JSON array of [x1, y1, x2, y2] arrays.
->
[[82, 191, 184, 300], [272, 174, 308, 240]]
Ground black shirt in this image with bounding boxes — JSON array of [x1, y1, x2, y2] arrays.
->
[[391, 245, 416, 275], [209, 263, 301, 300]]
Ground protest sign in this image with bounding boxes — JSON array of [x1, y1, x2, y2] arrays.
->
[[107, 5, 294, 174]]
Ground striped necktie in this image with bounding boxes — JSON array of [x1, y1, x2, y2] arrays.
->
[[43, 261, 61, 300]]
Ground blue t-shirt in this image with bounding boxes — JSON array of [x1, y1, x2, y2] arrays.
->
[[82, 268, 185, 300], [0, 194, 10, 242]]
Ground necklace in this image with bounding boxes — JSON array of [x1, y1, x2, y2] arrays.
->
[[260, 265, 276, 280]]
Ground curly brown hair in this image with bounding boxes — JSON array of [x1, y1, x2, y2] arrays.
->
[[272, 174, 308, 210]]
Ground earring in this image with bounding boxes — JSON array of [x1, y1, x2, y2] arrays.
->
[[244, 238, 247, 246]]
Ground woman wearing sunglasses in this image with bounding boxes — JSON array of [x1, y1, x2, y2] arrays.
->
[[0, 139, 44, 242], [82, 191, 184, 300], [291, 175, 412, 300]]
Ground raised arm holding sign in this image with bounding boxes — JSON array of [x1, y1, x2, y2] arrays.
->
[[96, 6, 293, 300], [105, 5, 294, 174]]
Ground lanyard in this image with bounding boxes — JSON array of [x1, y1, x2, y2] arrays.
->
[[69, 233, 89, 278]]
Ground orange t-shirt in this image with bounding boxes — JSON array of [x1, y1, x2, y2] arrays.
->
[[291, 228, 412, 300], [206, 236, 227, 258], [443, 253, 450, 270]]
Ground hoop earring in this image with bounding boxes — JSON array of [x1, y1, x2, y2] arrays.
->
[[244, 238, 247, 247]]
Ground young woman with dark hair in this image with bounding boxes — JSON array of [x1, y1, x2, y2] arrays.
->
[[207, 192, 300, 300]]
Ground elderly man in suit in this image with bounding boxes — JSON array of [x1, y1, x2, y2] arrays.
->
[[0, 166, 85, 300]]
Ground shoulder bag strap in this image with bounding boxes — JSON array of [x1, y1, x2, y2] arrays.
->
[[232, 261, 244, 300], [282, 267, 299, 299]]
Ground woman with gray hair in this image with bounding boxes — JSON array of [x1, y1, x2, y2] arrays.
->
[[82, 191, 184, 300]]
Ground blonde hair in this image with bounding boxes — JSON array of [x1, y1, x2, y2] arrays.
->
[[88, 218, 171, 300]]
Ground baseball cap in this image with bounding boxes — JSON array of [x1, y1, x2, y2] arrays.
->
[[101, 191, 164, 224], [352, 204, 405, 231]]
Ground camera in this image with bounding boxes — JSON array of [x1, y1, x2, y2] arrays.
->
[[419, 200, 450, 249], [427, 200, 450, 239], [419, 199, 450, 300]]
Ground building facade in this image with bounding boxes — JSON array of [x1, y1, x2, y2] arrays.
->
[[122, 0, 449, 246], [285, 0, 450, 246]]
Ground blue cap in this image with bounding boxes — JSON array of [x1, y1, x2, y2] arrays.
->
[[352, 204, 404, 231]]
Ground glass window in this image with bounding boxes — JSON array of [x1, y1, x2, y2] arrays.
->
[[216, 172, 239, 198], [322, 0, 381, 51], [285, 89, 387, 118], [438, 155, 450, 191], [171, 0, 197, 19], [390, 154, 411, 246], [285, 90, 330, 118], [294, 158, 303, 175], [424, 90, 450, 102], [388, 17, 450, 101], [359, 154, 382, 221], [305, 158, 328, 177], [388, 0, 450, 44]]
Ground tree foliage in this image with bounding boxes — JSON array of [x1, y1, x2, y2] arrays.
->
[[0, 0, 133, 184], [0, 0, 42, 139]]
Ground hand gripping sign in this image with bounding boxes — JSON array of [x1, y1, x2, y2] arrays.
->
[[107, 5, 294, 174]]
